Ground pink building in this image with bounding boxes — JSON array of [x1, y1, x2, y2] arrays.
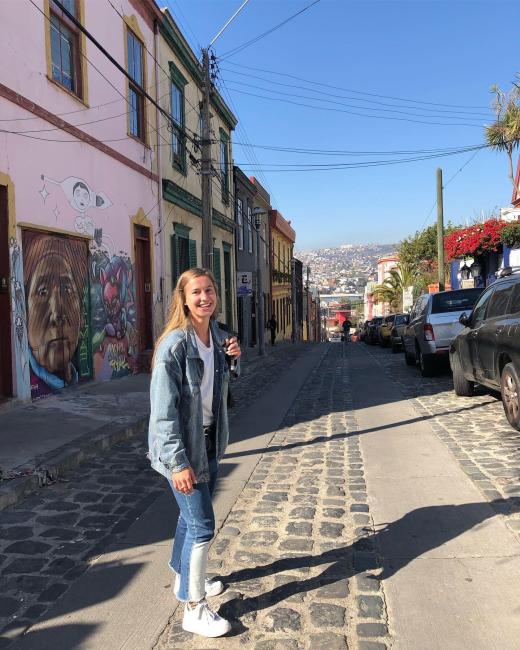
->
[[0, 0, 164, 401]]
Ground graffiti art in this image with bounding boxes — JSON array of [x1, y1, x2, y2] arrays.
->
[[22, 230, 91, 399], [90, 249, 138, 379]]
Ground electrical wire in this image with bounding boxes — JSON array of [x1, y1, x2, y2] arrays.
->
[[221, 67, 492, 119], [222, 61, 492, 111], [218, 0, 321, 61], [223, 78, 487, 123], [225, 87, 485, 128]]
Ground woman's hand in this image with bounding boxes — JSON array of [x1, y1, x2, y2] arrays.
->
[[173, 467, 196, 494], [224, 336, 241, 358]]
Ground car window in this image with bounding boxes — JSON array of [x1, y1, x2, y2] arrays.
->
[[486, 282, 514, 318], [431, 288, 483, 314], [509, 283, 520, 315], [471, 287, 494, 326], [395, 315, 406, 325]]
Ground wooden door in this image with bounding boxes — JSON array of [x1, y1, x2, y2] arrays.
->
[[0, 186, 13, 398], [134, 224, 153, 351]]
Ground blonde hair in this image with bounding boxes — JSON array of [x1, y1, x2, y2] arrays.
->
[[152, 268, 220, 366]]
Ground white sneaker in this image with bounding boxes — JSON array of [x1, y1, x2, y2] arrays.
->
[[173, 573, 225, 599], [182, 599, 231, 638]]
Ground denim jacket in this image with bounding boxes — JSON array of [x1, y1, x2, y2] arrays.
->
[[148, 320, 237, 483]]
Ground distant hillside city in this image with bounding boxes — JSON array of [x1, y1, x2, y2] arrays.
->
[[295, 243, 396, 295]]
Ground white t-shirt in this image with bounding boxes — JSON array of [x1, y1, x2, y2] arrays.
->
[[194, 332, 214, 427]]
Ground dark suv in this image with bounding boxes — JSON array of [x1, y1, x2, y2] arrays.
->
[[449, 268, 520, 430]]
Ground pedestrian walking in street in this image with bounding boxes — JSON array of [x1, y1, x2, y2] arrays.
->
[[342, 317, 352, 342], [268, 315, 277, 345], [148, 267, 241, 638]]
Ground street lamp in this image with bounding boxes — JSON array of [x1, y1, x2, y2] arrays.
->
[[460, 262, 471, 281], [252, 207, 266, 355], [470, 260, 482, 279]]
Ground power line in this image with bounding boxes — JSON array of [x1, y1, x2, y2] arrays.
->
[[209, 0, 251, 48], [220, 67, 492, 119], [222, 60, 491, 111], [225, 86, 485, 128], [218, 0, 322, 60], [223, 78, 487, 123]]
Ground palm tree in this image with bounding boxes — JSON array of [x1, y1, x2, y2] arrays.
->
[[485, 82, 520, 189], [373, 262, 418, 312]]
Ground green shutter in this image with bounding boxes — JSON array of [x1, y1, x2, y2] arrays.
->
[[213, 247, 222, 298], [189, 239, 197, 268], [171, 234, 180, 286]]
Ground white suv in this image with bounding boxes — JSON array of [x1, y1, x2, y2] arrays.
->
[[402, 288, 483, 376]]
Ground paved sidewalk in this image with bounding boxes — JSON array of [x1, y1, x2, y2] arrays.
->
[[0, 340, 305, 510]]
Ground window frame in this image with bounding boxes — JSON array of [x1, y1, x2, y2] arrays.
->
[[219, 129, 230, 204], [126, 27, 146, 143], [485, 281, 515, 320], [236, 197, 244, 251], [169, 62, 188, 173], [47, 0, 85, 101], [247, 203, 253, 254]]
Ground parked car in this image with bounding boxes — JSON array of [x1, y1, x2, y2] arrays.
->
[[450, 268, 520, 430], [379, 314, 396, 346], [328, 330, 342, 343], [366, 317, 383, 345], [389, 313, 409, 352], [402, 288, 484, 376]]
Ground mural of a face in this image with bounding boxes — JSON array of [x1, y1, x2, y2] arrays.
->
[[72, 182, 91, 212], [27, 253, 82, 383], [23, 231, 88, 396]]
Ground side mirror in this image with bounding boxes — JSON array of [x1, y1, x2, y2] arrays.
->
[[459, 312, 471, 327]]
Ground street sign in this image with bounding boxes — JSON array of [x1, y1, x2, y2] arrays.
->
[[237, 272, 253, 296]]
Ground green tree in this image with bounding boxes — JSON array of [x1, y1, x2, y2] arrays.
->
[[485, 81, 520, 188], [373, 262, 418, 312]]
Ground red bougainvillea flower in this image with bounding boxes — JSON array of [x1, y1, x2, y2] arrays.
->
[[444, 219, 508, 260]]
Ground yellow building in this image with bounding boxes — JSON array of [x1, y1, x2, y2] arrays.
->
[[269, 210, 296, 342], [158, 10, 238, 329]]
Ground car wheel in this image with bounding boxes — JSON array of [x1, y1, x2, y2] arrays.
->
[[419, 350, 435, 377], [404, 342, 416, 366], [500, 363, 520, 431], [451, 352, 474, 396]]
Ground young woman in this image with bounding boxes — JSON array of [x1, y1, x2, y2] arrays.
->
[[148, 268, 241, 638]]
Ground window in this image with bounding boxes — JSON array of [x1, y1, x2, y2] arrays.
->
[[220, 131, 229, 202], [127, 29, 145, 141], [247, 204, 253, 253], [171, 82, 185, 169], [510, 283, 520, 314], [486, 282, 514, 319], [49, 0, 83, 97], [471, 288, 494, 326], [236, 198, 244, 251], [213, 247, 222, 299], [431, 288, 483, 314]]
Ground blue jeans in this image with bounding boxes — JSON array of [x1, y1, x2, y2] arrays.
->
[[168, 457, 218, 602]]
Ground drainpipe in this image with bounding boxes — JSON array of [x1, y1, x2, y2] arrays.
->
[[154, 19, 166, 330]]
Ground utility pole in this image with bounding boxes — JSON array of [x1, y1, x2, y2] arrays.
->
[[437, 167, 445, 291], [201, 49, 213, 270]]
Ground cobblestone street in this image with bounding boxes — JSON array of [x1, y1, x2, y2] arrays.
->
[[2, 340, 520, 649], [157, 345, 389, 650]]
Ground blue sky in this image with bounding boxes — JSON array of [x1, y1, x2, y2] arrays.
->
[[166, 0, 520, 249]]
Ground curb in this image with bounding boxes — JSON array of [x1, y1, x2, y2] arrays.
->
[[0, 415, 148, 511]]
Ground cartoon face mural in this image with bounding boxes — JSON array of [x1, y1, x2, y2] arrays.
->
[[91, 249, 138, 379], [22, 231, 91, 398], [40, 175, 112, 237]]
